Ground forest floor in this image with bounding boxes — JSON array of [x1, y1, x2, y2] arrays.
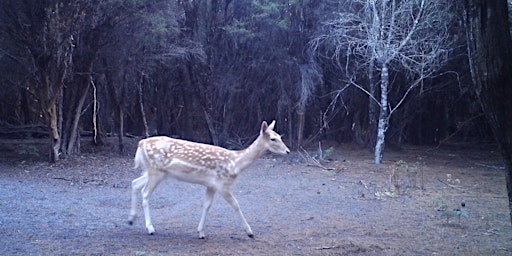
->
[[0, 138, 511, 255]]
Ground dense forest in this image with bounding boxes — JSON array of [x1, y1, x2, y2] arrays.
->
[[0, 0, 507, 163]]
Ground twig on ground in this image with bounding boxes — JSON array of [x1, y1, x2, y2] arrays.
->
[[299, 147, 334, 171], [437, 178, 479, 191], [315, 245, 341, 250], [51, 177, 74, 182], [475, 162, 504, 170]]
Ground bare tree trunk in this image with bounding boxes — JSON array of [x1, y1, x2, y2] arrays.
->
[[92, 78, 100, 144], [297, 112, 305, 148], [374, 64, 389, 164], [353, 110, 365, 146], [66, 76, 91, 154], [180, 65, 197, 140], [463, 0, 512, 224], [287, 106, 294, 149], [48, 99, 61, 162], [118, 107, 124, 154], [138, 77, 150, 138], [203, 110, 219, 146], [368, 58, 378, 149], [21, 87, 31, 125]]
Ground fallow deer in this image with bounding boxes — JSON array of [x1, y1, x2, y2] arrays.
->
[[128, 120, 290, 239]]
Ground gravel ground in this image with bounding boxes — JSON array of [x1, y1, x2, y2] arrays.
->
[[1, 140, 511, 255]]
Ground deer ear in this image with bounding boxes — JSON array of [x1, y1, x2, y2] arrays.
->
[[261, 121, 269, 134], [268, 120, 276, 130]]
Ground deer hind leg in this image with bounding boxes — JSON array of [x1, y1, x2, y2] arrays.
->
[[128, 173, 148, 225], [141, 171, 165, 235], [197, 187, 216, 239], [219, 190, 254, 238]]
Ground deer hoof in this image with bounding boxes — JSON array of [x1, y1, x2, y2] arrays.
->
[[147, 225, 155, 235]]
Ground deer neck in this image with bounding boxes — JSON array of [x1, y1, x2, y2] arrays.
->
[[233, 135, 267, 171]]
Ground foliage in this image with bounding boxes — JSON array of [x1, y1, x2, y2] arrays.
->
[[0, 0, 493, 161]]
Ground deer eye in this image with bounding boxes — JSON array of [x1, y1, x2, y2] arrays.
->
[[270, 138, 277, 142]]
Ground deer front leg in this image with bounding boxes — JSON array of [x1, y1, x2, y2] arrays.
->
[[128, 174, 148, 225], [220, 190, 254, 238], [198, 187, 216, 239]]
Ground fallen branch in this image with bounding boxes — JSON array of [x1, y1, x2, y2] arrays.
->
[[299, 147, 334, 171], [52, 177, 108, 186], [315, 245, 341, 250], [51, 177, 74, 182], [437, 178, 479, 191], [475, 162, 504, 170]]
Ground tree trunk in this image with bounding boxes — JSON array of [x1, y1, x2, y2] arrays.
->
[[179, 65, 198, 140], [463, 0, 512, 224], [203, 109, 219, 146], [297, 111, 305, 148], [48, 99, 61, 162], [21, 87, 32, 125], [368, 58, 378, 149], [66, 76, 91, 154], [374, 64, 390, 164], [118, 107, 124, 154], [138, 79, 150, 138]]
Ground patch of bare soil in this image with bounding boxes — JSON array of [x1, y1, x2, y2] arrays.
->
[[0, 139, 511, 255]]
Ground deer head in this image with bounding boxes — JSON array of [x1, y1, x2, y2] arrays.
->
[[260, 120, 290, 155]]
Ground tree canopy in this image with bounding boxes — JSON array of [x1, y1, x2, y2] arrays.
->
[[0, 0, 497, 162]]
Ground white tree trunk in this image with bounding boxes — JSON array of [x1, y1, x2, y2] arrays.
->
[[368, 56, 378, 148], [374, 64, 389, 164]]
